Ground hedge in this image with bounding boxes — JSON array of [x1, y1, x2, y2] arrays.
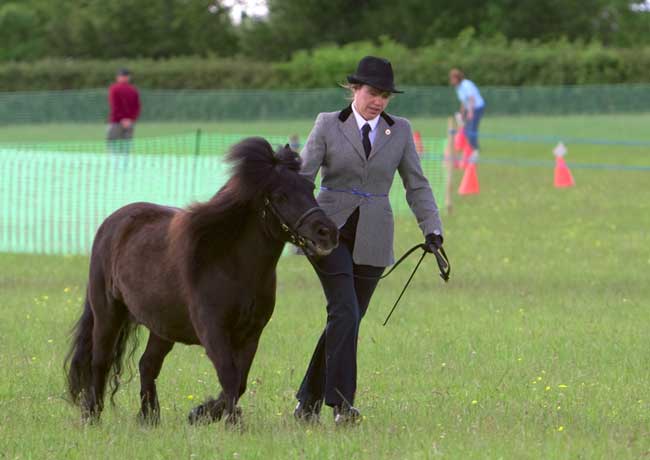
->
[[1, 37, 649, 91]]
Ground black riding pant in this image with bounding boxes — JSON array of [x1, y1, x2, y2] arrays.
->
[[296, 209, 384, 408]]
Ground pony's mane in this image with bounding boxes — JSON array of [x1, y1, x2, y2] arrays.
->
[[170, 137, 301, 283], [227, 137, 301, 200]]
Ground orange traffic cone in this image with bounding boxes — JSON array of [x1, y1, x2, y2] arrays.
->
[[460, 143, 473, 169], [458, 162, 479, 195], [554, 156, 575, 188], [453, 127, 467, 151], [413, 131, 424, 155], [453, 127, 475, 169], [453, 128, 469, 168]]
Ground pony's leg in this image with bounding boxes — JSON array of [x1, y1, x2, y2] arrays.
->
[[83, 299, 127, 421], [200, 328, 242, 426], [232, 337, 260, 400], [188, 394, 226, 424], [188, 338, 259, 425], [138, 332, 174, 425]]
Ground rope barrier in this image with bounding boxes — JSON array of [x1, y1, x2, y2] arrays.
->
[[458, 129, 650, 148], [428, 154, 649, 172]]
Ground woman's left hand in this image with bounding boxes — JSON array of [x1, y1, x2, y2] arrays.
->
[[424, 233, 451, 282], [424, 233, 443, 252]]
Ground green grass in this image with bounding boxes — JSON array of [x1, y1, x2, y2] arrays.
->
[[1, 113, 649, 164], [1, 113, 650, 143], [1, 115, 650, 458]]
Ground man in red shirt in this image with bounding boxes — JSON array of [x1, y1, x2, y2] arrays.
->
[[107, 68, 141, 154]]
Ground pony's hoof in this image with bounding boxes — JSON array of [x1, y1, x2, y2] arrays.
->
[[137, 411, 160, 427], [224, 407, 243, 428], [80, 406, 102, 425], [226, 407, 244, 432], [81, 413, 101, 426], [188, 399, 225, 425], [188, 406, 207, 425]]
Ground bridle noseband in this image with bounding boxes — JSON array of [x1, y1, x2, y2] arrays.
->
[[261, 197, 322, 249]]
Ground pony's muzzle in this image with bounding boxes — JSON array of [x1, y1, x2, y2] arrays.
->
[[299, 212, 339, 257]]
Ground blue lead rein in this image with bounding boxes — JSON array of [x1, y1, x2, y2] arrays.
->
[[320, 185, 388, 199]]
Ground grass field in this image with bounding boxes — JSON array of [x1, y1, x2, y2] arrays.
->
[[2, 112, 649, 164], [1, 114, 649, 459]]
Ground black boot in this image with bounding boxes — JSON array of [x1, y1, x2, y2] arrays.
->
[[333, 404, 361, 426], [294, 399, 322, 423]]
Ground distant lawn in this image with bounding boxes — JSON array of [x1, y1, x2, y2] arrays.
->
[[2, 113, 650, 142], [1, 113, 649, 166]]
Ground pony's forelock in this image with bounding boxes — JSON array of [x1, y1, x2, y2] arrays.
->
[[225, 138, 302, 200]]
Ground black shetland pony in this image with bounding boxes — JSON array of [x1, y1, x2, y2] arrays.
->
[[65, 138, 338, 426]]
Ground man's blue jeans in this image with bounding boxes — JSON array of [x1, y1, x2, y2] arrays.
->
[[465, 106, 484, 149]]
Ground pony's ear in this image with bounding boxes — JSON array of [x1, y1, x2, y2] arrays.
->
[[285, 143, 290, 149]]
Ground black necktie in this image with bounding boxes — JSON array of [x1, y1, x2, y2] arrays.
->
[[361, 123, 371, 158]]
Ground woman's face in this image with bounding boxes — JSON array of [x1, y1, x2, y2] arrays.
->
[[353, 85, 391, 120]]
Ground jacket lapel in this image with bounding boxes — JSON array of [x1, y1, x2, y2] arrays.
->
[[338, 112, 367, 162]]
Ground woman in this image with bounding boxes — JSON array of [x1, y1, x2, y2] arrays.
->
[[295, 56, 444, 425], [449, 68, 485, 159]]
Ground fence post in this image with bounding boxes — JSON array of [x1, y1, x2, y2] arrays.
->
[[192, 128, 202, 198], [445, 117, 454, 214], [194, 128, 202, 157]]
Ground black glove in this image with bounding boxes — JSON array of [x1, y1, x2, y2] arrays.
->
[[424, 233, 443, 253], [425, 233, 451, 282]]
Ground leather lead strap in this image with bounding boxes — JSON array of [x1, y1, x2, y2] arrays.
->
[[305, 243, 451, 326]]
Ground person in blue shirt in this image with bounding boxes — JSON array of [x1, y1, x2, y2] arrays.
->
[[449, 68, 485, 159]]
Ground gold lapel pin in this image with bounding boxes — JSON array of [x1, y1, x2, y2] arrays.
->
[[385, 129, 391, 135]]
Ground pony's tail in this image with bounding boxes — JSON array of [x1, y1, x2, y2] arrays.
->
[[64, 293, 140, 406], [64, 294, 94, 406], [107, 319, 140, 405]]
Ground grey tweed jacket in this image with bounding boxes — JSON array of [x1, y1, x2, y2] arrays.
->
[[300, 106, 443, 267]]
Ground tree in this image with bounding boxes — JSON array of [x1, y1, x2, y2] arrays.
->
[[241, 0, 650, 60], [0, 0, 241, 61], [0, 2, 47, 60], [1, 0, 649, 62], [241, 0, 376, 60]]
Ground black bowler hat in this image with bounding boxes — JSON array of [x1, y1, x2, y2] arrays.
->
[[347, 56, 403, 93]]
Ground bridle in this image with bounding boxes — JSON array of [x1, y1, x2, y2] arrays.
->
[[261, 197, 322, 250]]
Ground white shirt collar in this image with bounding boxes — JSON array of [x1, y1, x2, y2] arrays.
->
[[351, 103, 380, 132]]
